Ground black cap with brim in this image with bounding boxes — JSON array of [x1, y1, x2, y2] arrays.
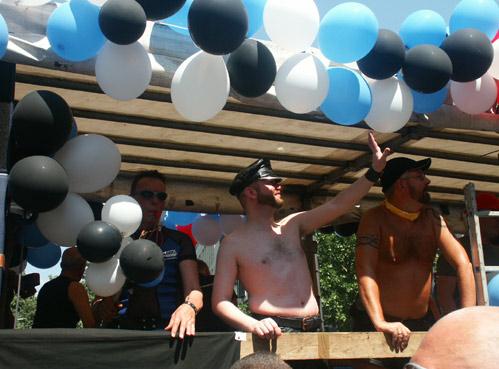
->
[[381, 157, 431, 193], [229, 158, 282, 196]]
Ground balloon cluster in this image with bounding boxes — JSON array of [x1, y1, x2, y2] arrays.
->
[[8, 90, 132, 297], [34, 0, 499, 130], [163, 212, 246, 246]]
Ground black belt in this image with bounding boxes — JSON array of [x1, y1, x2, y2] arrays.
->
[[251, 313, 322, 332]]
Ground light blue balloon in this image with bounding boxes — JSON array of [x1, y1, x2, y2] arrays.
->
[[319, 2, 378, 63], [162, 210, 199, 229], [488, 273, 499, 306], [18, 222, 49, 248], [163, 0, 193, 36], [27, 243, 62, 269], [243, 0, 266, 37], [411, 85, 449, 113], [400, 10, 447, 48], [138, 268, 165, 288], [0, 14, 8, 59], [320, 67, 372, 125], [46, 0, 105, 62], [450, 0, 499, 40]]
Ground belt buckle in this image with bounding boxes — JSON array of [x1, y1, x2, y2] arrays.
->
[[302, 317, 312, 331], [302, 316, 320, 331]]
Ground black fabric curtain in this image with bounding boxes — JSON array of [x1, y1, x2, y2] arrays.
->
[[0, 329, 240, 369]]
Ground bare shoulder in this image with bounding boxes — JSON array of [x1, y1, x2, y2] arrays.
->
[[422, 206, 446, 226], [360, 205, 384, 224], [275, 211, 304, 226], [218, 227, 247, 255]]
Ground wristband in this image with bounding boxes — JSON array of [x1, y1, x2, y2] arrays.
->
[[364, 166, 381, 183], [183, 301, 198, 315]]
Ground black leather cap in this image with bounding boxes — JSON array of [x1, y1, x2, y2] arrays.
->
[[381, 157, 431, 193], [229, 159, 282, 196]]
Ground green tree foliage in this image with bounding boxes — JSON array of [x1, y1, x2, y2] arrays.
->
[[10, 294, 37, 329], [315, 231, 358, 331]]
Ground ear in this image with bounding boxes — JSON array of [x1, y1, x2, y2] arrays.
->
[[243, 186, 257, 200]]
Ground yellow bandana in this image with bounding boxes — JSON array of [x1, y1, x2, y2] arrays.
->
[[384, 200, 420, 221]]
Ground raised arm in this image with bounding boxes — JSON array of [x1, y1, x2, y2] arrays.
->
[[436, 215, 476, 308], [294, 132, 391, 235], [212, 238, 281, 339], [355, 211, 410, 352]]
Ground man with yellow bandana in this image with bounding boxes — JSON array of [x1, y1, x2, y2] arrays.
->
[[354, 157, 476, 369]]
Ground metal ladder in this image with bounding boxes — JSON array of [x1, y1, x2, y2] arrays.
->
[[464, 183, 499, 305]]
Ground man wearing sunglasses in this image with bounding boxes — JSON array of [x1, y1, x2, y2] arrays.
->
[[96, 171, 202, 338], [212, 132, 390, 349], [354, 157, 475, 369]]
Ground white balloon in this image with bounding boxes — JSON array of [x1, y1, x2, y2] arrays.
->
[[101, 195, 142, 237], [96, 41, 152, 101], [487, 41, 499, 80], [192, 215, 222, 246], [220, 214, 245, 236], [37, 193, 94, 246], [263, 0, 320, 52], [450, 74, 497, 115], [54, 134, 121, 194], [18, 0, 51, 6], [85, 257, 126, 297], [171, 51, 229, 122], [275, 53, 329, 114], [365, 77, 413, 133]]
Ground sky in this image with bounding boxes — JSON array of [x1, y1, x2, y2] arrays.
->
[[24, 0, 465, 290]]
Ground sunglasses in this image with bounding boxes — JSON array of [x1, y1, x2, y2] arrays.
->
[[136, 190, 168, 201]]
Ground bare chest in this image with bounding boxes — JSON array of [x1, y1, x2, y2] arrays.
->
[[379, 215, 439, 263], [238, 229, 305, 273]]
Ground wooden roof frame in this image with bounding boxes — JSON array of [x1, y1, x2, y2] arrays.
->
[[1, 0, 498, 231]]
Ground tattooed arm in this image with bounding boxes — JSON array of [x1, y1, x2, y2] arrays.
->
[[355, 208, 411, 352]]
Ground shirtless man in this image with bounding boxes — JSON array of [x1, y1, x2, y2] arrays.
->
[[212, 132, 391, 339], [355, 157, 475, 363]]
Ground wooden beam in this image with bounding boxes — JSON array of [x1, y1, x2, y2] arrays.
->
[[239, 332, 425, 360]]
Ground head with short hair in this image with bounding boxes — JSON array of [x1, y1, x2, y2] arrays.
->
[[381, 157, 431, 203], [230, 352, 291, 369], [130, 170, 166, 195], [60, 247, 86, 280], [230, 159, 283, 209], [130, 170, 168, 230], [409, 306, 499, 369]]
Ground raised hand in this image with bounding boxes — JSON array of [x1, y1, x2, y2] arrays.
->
[[368, 131, 392, 173]]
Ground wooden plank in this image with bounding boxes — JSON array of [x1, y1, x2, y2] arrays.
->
[[239, 332, 425, 360]]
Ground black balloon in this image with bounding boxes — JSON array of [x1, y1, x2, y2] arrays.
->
[[136, 0, 186, 21], [334, 222, 359, 237], [357, 29, 405, 80], [188, 0, 248, 55], [99, 0, 147, 45], [8, 156, 69, 212], [77, 221, 122, 263], [402, 45, 452, 93], [12, 90, 73, 156], [227, 39, 276, 98], [120, 239, 164, 283], [441, 28, 494, 83]]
